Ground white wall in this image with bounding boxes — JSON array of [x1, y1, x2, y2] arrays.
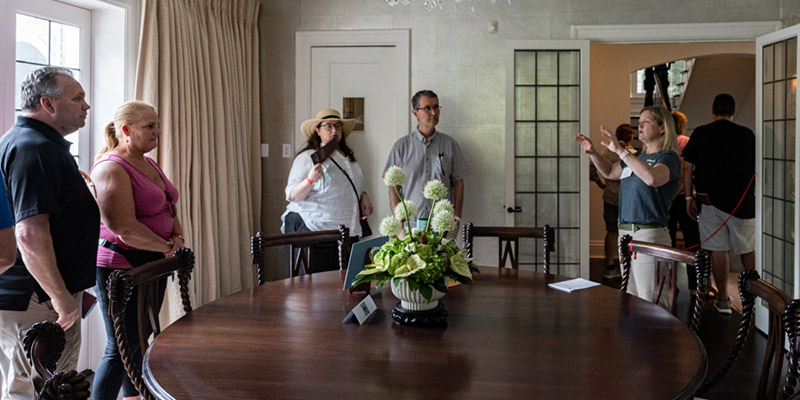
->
[[258, 0, 800, 274]]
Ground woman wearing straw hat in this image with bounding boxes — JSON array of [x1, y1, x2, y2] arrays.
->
[[281, 108, 373, 274]]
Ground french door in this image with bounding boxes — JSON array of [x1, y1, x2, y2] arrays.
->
[[756, 24, 800, 332], [505, 40, 590, 278]]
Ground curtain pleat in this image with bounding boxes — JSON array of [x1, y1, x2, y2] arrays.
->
[[135, 0, 261, 320]]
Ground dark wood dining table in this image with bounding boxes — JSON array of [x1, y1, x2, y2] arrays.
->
[[143, 267, 707, 399]]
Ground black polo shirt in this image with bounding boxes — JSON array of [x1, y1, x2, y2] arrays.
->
[[0, 116, 100, 310]]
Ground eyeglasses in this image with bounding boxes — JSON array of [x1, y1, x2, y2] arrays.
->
[[415, 105, 442, 113], [319, 123, 343, 131], [165, 190, 177, 219]]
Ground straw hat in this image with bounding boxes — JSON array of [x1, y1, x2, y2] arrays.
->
[[300, 109, 356, 139]]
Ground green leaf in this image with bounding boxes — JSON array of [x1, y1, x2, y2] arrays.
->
[[418, 283, 432, 301], [432, 278, 448, 294]]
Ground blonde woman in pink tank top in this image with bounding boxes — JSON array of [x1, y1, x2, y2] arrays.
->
[[89, 101, 184, 400]]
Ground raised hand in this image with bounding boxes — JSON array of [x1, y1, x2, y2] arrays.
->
[[574, 133, 596, 155]]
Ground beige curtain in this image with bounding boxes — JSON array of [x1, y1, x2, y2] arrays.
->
[[135, 0, 261, 318]]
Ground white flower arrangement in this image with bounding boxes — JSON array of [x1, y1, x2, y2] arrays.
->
[[352, 166, 476, 301]]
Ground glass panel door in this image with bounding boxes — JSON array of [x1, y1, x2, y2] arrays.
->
[[506, 41, 590, 278], [756, 25, 800, 333]]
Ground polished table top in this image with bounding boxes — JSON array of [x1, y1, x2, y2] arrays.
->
[[143, 267, 707, 399]]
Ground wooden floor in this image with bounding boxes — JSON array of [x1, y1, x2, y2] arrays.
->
[[590, 258, 766, 399]]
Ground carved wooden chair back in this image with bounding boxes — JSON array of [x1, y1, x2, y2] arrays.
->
[[618, 234, 711, 333], [696, 269, 800, 399], [22, 321, 91, 399], [462, 223, 554, 274], [106, 248, 195, 400], [251, 225, 350, 284]]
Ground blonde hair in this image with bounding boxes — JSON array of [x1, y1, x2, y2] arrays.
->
[[641, 106, 678, 153], [95, 101, 156, 161]]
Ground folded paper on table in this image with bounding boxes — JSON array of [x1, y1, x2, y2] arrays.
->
[[547, 278, 600, 293]]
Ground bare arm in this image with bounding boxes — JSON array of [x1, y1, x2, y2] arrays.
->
[[165, 217, 185, 257], [0, 226, 16, 275], [289, 163, 323, 202], [620, 152, 672, 187], [388, 186, 401, 215], [16, 215, 78, 329], [361, 192, 373, 217], [575, 132, 623, 180], [682, 159, 698, 219], [92, 161, 171, 254], [453, 179, 464, 219]]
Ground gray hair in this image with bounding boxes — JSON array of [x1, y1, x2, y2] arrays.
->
[[411, 90, 438, 110], [19, 66, 74, 112]]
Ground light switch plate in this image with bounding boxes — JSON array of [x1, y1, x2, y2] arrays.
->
[[261, 143, 269, 158], [282, 144, 292, 158]]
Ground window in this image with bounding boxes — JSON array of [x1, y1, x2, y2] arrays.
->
[[15, 12, 85, 165], [631, 58, 695, 98]]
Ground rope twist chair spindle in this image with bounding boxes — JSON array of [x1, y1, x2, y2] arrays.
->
[[107, 247, 195, 400], [462, 223, 554, 274], [696, 269, 800, 399], [23, 321, 91, 400], [619, 234, 711, 334], [250, 225, 350, 283]]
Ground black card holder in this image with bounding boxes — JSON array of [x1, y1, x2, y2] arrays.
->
[[310, 137, 339, 165]]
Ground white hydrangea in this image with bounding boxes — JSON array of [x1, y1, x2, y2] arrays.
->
[[394, 200, 417, 221], [423, 179, 447, 201], [431, 210, 456, 233], [433, 199, 454, 215], [379, 216, 403, 237], [383, 166, 407, 187]]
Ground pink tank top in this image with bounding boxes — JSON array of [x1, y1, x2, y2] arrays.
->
[[94, 154, 179, 269]]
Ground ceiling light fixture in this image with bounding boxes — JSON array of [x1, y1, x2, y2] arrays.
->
[[385, 0, 511, 13]]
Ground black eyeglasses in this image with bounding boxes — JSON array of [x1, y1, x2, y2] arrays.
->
[[165, 191, 177, 219], [414, 105, 441, 113]]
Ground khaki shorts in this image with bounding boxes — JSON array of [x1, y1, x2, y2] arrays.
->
[[698, 204, 755, 254]]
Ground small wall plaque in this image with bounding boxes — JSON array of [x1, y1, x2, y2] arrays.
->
[[343, 97, 364, 131]]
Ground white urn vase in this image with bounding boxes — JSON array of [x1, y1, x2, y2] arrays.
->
[[390, 277, 448, 311]]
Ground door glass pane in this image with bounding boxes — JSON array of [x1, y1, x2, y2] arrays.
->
[[536, 122, 558, 156], [515, 87, 536, 120], [536, 52, 558, 85], [515, 158, 535, 192], [559, 51, 579, 85], [536, 158, 557, 192], [776, 41, 786, 81], [515, 122, 536, 156], [559, 86, 580, 121], [537, 87, 557, 120], [764, 45, 774, 82], [559, 122, 580, 156], [515, 52, 536, 85]]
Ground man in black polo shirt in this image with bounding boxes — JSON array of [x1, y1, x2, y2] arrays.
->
[[0, 66, 99, 399], [682, 93, 755, 316]]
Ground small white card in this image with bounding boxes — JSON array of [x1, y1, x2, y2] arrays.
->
[[343, 295, 377, 324], [620, 166, 632, 179], [547, 278, 601, 293]]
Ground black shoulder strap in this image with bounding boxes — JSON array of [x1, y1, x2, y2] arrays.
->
[[328, 157, 364, 218]]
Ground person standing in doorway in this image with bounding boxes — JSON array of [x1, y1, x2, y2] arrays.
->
[[682, 94, 755, 315]]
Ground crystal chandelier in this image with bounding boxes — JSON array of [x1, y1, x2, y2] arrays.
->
[[385, 0, 511, 13]]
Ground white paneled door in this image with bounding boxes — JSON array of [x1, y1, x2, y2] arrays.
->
[[296, 31, 410, 236]]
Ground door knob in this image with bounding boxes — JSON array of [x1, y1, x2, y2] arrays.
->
[[506, 206, 522, 213]]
